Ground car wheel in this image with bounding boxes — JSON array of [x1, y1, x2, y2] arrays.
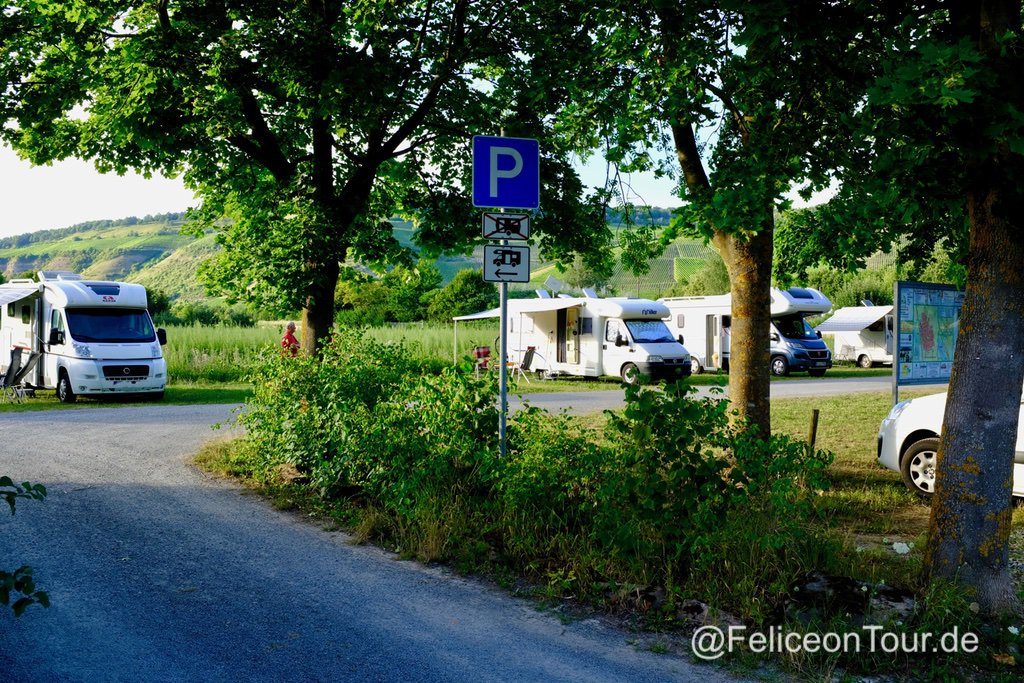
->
[[620, 362, 641, 386], [770, 356, 789, 376], [900, 437, 939, 497], [690, 358, 703, 375], [57, 371, 77, 404], [808, 369, 827, 377], [858, 354, 873, 369]]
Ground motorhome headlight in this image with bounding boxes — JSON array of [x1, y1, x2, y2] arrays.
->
[[72, 342, 92, 357], [647, 355, 664, 364]]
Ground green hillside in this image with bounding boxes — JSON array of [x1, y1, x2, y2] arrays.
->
[[1, 213, 712, 302]]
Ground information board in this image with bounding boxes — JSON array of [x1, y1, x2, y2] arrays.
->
[[893, 281, 965, 387]]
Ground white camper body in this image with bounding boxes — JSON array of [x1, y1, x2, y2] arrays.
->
[[659, 287, 833, 375], [815, 305, 894, 367], [0, 271, 167, 401], [455, 294, 692, 384]]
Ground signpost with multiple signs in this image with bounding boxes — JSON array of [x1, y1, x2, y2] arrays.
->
[[472, 135, 538, 458]]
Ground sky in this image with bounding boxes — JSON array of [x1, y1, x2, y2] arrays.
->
[[0, 145, 197, 238]]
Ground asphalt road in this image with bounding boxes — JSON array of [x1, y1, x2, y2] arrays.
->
[[0, 405, 731, 682], [513, 376, 947, 414]]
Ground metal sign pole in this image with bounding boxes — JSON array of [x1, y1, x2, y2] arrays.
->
[[499, 242, 508, 459]]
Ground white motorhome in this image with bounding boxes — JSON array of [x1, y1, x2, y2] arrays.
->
[[815, 305, 894, 368], [659, 287, 833, 376], [454, 293, 692, 384], [0, 271, 167, 402]]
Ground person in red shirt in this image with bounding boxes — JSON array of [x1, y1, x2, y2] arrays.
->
[[281, 321, 300, 356]]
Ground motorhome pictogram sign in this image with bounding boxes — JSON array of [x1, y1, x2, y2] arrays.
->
[[482, 212, 530, 240]]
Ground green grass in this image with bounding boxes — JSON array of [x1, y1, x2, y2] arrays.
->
[[0, 382, 251, 412]]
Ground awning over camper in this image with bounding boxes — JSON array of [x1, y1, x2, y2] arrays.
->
[[451, 298, 583, 322], [815, 305, 893, 333], [453, 308, 501, 321], [0, 286, 38, 307]]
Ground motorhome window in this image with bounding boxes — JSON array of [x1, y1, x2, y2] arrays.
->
[[580, 317, 593, 335], [772, 315, 818, 340], [722, 315, 731, 329], [624, 320, 676, 344], [86, 284, 121, 296], [21, 305, 30, 324], [50, 309, 64, 332], [65, 308, 155, 343], [7, 303, 13, 316], [605, 320, 623, 342]]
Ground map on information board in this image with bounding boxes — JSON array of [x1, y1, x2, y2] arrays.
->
[[894, 281, 964, 386]]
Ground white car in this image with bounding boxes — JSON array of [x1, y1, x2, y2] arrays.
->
[[877, 391, 1024, 497]]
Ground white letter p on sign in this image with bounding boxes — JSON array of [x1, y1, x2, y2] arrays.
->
[[489, 146, 523, 198]]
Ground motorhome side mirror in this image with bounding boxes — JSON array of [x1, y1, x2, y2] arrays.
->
[[677, 334, 684, 345], [48, 329, 64, 346], [816, 330, 822, 339], [615, 334, 627, 347], [157, 328, 167, 346]]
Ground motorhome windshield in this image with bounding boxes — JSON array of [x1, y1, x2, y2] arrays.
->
[[66, 308, 156, 343], [772, 315, 818, 340], [625, 320, 676, 344]]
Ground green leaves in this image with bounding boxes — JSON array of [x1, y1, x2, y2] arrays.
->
[[0, 566, 50, 617], [0, 476, 47, 515], [2, 476, 48, 617]]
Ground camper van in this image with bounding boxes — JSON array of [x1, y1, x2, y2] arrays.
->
[[659, 287, 833, 376], [0, 271, 167, 402], [454, 293, 692, 384], [815, 305, 894, 368]]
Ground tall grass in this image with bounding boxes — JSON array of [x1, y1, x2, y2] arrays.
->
[[163, 321, 499, 383]]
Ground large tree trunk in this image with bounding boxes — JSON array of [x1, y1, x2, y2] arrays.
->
[[300, 256, 340, 355], [924, 180, 1024, 615], [714, 224, 774, 439], [924, 0, 1024, 617]]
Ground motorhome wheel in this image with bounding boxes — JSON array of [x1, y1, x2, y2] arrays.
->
[[770, 356, 789, 376], [858, 354, 873, 369], [690, 358, 703, 375], [620, 363, 640, 385], [57, 371, 76, 404]]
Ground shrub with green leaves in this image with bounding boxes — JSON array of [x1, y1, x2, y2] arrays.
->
[[239, 338, 834, 611]]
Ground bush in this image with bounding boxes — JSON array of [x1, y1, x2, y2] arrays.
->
[[238, 338, 835, 610]]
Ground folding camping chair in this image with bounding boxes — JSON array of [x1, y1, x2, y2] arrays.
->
[[1, 349, 39, 403], [507, 347, 536, 384]]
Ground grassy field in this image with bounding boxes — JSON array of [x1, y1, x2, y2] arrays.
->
[[0, 383, 251, 413]]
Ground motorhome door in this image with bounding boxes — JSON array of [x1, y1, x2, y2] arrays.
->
[[705, 315, 719, 369], [556, 308, 581, 364]]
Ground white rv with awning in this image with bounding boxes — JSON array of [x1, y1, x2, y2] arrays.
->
[[0, 271, 168, 402], [453, 293, 691, 384], [815, 305, 894, 367]]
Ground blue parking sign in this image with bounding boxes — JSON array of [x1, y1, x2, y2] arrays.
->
[[472, 135, 540, 209]]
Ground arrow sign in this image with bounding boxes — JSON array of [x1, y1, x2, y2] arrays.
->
[[482, 212, 530, 240], [483, 245, 530, 283]]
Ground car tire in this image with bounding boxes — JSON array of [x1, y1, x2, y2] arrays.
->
[[900, 437, 940, 497], [690, 358, 703, 375], [620, 362, 641, 386], [858, 354, 873, 369], [808, 369, 827, 377], [57, 371, 77, 404], [770, 356, 789, 376]]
